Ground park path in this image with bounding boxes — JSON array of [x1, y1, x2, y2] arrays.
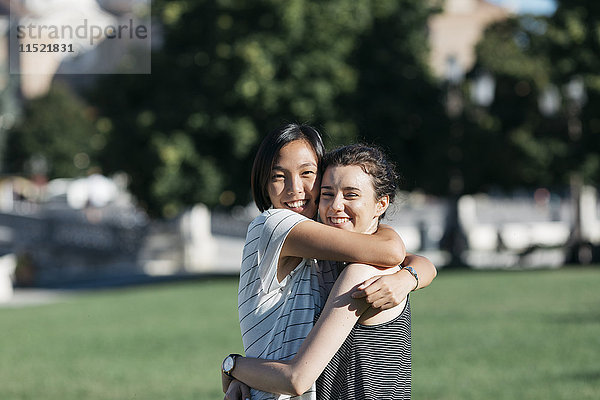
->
[[0, 289, 71, 308]]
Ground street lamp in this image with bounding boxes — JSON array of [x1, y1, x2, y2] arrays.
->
[[441, 55, 468, 266], [564, 76, 588, 263], [444, 55, 464, 117], [470, 71, 495, 107], [538, 84, 560, 116], [538, 76, 588, 263], [564, 76, 587, 140]]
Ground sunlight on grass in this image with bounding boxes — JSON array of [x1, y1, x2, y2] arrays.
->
[[412, 268, 600, 400], [0, 279, 243, 400], [1, 268, 598, 399]]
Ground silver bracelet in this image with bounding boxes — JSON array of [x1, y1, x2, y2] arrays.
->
[[401, 266, 419, 291]]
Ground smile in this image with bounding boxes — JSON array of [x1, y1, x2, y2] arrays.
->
[[328, 217, 351, 224], [285, 200, 308, 209]]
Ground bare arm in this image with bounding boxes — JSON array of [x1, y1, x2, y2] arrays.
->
[[282, 221, 405, 268], [352, 253, 437, 310], [401, 253, 437, 290], [229, 263, 382, 396]]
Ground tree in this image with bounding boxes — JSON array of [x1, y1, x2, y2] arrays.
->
[[89, 0, 376, 216], [5, 83, 103, 179], [462, 1, 600, 191], [347, 0, 448, 194], [2, 1, 444, 216]]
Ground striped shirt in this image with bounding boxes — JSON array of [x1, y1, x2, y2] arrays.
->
[[316, 298, 412, 400], [238, 209, 336, 400]]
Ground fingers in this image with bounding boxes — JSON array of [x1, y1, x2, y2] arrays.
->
[[357, 276, 379, 291], [223, 379, 232, 399], [369, 291, 395, 308], [352, 285, 383, 302], [352, 276, 383, 299], [353, 274, 408, 309], [241, 382, 251, 400], [224, 388, 238, 400], [370, 296, 385, 309], [221, 372, 233, 393], [224, 381, 244, 400], [358, 276, 401, 309], [354, 280, 387, 306], [365, 284, 393, 308]]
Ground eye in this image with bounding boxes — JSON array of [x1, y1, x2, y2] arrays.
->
[[271, 173, 285, 181], [302, 170, 316, 177], [345, 193, 359, 199], [320, 191, 333, 197]]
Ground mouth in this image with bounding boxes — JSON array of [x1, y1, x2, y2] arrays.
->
[[327, 216, 352, 226], [285, 199, 309, 210]]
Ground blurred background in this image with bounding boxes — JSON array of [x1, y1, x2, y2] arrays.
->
[[0, 1, 599, 399], [0, 0, 598, 294]]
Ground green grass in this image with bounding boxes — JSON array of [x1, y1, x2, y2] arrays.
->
[[1, 268, 599, 399], [412, 267, 600, 400], [0, 278, 243, 400]]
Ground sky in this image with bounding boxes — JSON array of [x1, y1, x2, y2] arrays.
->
[[487, 0, 557, 15]]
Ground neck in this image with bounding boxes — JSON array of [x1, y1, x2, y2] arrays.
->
[[363, 218, 380, 235]]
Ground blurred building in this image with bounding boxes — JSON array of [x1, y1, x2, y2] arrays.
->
[[1, 0, 150, 99], [0, 173, 149, 287], [428, 0, 511, 79]]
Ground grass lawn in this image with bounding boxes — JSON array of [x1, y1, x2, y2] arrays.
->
[[1, 268, 599, 399]]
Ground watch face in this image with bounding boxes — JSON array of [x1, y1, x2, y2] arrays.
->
[[223, 356, 234, 372]]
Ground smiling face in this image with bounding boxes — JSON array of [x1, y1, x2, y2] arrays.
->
[[267, 139, 320, 218], [319, 164, 389, 234]]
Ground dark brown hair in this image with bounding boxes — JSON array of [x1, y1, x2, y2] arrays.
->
[[251, 123, 325, 212], [321, 144, 398, 219]]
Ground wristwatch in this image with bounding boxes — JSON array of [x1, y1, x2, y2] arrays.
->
[[402, 266, 419, 291], [222, 353, 242, 378]]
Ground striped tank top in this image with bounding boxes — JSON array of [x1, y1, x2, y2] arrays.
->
[[316, 298, 412, 400]]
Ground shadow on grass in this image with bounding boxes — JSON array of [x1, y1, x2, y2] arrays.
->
[[542, 308, 600, 324], [561, 370, 600, 382]]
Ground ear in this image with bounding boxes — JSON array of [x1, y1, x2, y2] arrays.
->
[[375, 195, 389, 218]]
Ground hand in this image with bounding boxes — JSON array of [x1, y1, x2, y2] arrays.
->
[[222, 371, 233, 394], [224, 379, 251, 400], [351, 269, 415, 310]]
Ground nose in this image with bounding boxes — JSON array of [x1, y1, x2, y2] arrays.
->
[[331, 193, 344, 211], [286, 174, 303, 194]]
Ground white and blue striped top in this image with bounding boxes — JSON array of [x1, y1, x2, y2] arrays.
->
[[238, 209, 336, 400]]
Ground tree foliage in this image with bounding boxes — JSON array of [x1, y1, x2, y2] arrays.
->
[[12, 1, 599, 216], [87, 0, 441, 216], [346, 1, 449, 194], [461, 0, 600, 191], [5, 83, 103, 179]]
